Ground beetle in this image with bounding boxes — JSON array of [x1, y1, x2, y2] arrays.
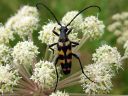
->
[[36, 3, 101, 91]]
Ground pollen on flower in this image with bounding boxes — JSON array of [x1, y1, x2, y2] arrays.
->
[[92, 45, 122, 69], [38, 22, 59, 45], [38, 21, 80, 47], [50, 90, 69, 96], [80, 63, 114, 94], [17, 5, 39, 17], [0, 64, 20, 93], [0, 26, 14, 44], [62, 11, 83, 31], [12, 41, 39, 65], [5, 6, 39, 39], [81, 16, 105, 39], [30, 60, 61, 89], [0, 44, 12, 65]]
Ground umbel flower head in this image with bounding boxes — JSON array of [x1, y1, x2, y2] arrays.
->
[[12, 41, 39, 65], [31, 60, 60, 89], [17, 5, 39, 17], [38, 21, 80, 46], [108, 12, 128, 44], [92, 44, 122, 69], [0, 44, 12, 65], [0, 64, 20, 93], [5, 5, 39, 39], [80, 63, 114, 94], [81, 16, 105, 39], [123, 40, 128, 57], [62, 11, 83, 31], [39, 11, 105, 47], [0, 26, 14, 44], [50, 90, 69, 96], [38, 22, 59, 45]]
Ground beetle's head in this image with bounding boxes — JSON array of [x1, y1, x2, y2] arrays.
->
[[60, 26, 68, 32], [59, 26, 68, 40]]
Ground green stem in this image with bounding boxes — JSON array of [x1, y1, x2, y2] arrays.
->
[[58, 81, 80, 89], [44, 46, 49, 61], [69, 93, 91, 96], [49, 52, 54, 61], [58, 76, 80, 89], [58, 71, 81, 85], [73, 35, 89, 52], [121, 56, 128, 61]]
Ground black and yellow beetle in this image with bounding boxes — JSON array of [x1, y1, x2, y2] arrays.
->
[[36, 3, 101, 91]]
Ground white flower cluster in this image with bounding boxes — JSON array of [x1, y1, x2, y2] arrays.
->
[[62, 11, 83, 31], [123, 40, 128, 57], [38, 21, 80, 46], [81, 16, 105, 39], [5, 5, 39, 39], [108, 12, 128, 44], [81, 45, 122, 94], [38, 22, 59, 45], [0, 44, 12, 65], [0, 64, 20, 93], [17, 5, 39, 17], [31, 61, 60, 89], [12, 41, 39, 65], [92, 44, 122, 69], [39, 11, 105, 46], [81, 63, 114, 94], [50, 90, 69, 96], [0, 26, 14, 44]]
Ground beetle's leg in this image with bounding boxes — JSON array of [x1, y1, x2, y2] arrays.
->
[[72, 53, 95, 83], [53, 27, 59, 36], [49, 43, 57, 54], [54, 56, 59, 92], [71, 41, 79, 47], [66, 29, 72, 35]]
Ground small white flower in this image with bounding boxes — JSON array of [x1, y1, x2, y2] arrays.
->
[[81, 16, 105, 39], [38, 22, 59, 45], [92, 45, 122, 69], [80, 63, 114, 94], [0, 44, 12, 64], [0, 64, 20, 93], [31, 60, 61, 89], [0, 26, 14, 44], [13, 16, 39, 39], [108, 11, 128, 44], [62, 11, 83, 31], [17, 5, 39, 17], [117, 31, 128, 44], [107, 21, 122, 32], [5, 6, 39, 39], [121, 12, 128, 20], [112, 13, 121, 20], [38, 21, 80, 46], [123, 40, 128, 57], [12, 41, 39, 65], [50, 90, 69, 96]]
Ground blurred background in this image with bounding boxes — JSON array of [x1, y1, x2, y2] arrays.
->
[[0, 0, 128, 94]]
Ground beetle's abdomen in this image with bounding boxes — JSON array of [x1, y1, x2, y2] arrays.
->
[[57, 40, 72, 75]]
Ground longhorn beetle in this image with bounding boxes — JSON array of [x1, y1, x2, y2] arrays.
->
[[36, 3, 101, 92]]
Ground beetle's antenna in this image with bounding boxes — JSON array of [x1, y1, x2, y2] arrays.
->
[[66, 5, 101, 27], [36, 3, 62, 26]]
